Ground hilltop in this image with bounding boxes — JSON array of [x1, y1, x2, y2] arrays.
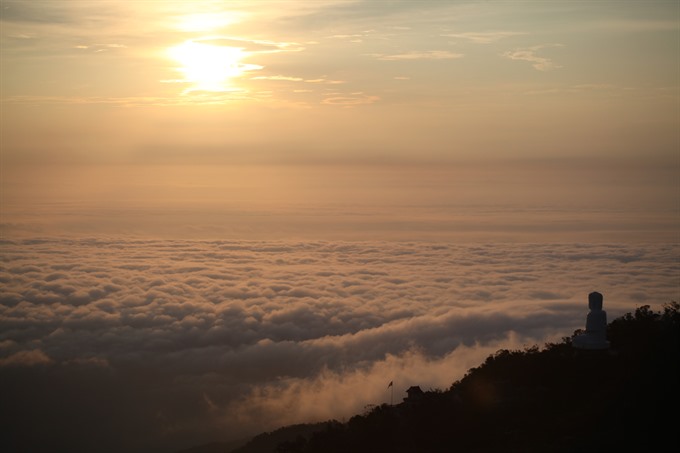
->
[[182, 302, 679, 453]]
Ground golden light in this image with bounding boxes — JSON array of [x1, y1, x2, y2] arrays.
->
[[167, 40, 261, 92], [176, 12, 241, 32]]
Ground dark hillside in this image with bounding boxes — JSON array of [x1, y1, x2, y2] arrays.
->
[[268, 302, 679, 453], [229, 423, 330, 453]]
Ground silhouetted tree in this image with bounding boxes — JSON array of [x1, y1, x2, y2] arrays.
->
[[268, 303, 680, 453]]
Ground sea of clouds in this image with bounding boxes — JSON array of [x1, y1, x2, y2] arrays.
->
[[1, 238, 677, 452]]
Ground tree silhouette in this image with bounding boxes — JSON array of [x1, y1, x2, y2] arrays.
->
[[271, 302, 680, 453]]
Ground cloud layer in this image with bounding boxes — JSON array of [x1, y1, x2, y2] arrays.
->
[[1, 239, 677, 452]]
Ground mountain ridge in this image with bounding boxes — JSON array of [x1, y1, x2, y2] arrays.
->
[[179, 302, 679, 453]]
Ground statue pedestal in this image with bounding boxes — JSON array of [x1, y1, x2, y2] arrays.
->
[[572, 333, 610, 350]]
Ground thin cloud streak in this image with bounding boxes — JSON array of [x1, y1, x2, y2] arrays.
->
[[376, 50, 464, 61], [443, 31, 527, 44]]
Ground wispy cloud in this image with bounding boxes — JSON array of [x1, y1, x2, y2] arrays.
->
[[251, 75, 346, 85], [196, 37, 304, 54], [502, 44, 564, 71], [377, 50, 464, 61], [0, 93, 260, 107], [590, 18, 680, 33], [443, 31, 527, 44], [322, 93, 379, 106], [251, 75, 305, 82], [73, 43, 127, 53]]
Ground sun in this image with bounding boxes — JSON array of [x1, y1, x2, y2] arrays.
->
[[167, 40, 258, 92]]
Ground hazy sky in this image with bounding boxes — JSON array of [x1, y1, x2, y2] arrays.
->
[[1, 1, 678, 242], [1, 0, 678, 164]]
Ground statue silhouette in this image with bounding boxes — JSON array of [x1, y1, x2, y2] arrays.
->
[[573, 291, 610, 349]]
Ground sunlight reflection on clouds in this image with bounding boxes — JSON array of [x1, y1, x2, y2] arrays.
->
[[163, 35, 307, 98]]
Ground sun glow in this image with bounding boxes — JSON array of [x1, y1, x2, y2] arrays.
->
[[176, 12, 241, 32], [167, 40, 261, 92]]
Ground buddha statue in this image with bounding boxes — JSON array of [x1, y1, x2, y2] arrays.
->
[[573, 291, 610, 350]]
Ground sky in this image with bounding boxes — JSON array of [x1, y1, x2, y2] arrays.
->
[[0, 1, 679, 452], [1, 1, 678, 163], [1, 0, 678, 241], [0, 0, 680, 241]]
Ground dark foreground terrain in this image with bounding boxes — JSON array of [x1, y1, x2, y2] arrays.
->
[[183, 302, 679, 453]]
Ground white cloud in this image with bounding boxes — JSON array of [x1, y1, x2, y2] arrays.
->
[[502, 44, 564, 71]]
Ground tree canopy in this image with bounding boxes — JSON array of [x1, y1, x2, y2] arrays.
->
[[259, 302, 679, 453]]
